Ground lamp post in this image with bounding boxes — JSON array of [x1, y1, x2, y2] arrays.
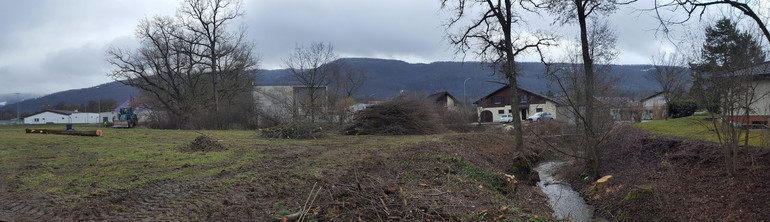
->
[[93, 86, 100, 124], [463, 77, 471, 104], [15, 93, 20, 122]]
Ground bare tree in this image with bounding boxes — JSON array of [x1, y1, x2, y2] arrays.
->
[[654, 0, 770, 44], [177, 0, 257, 128], [541, 1, 632, 146], [284, 42, 336, 122], [441, 0, 555, 154], [107, 0, 257, 129], [328, 61, 367, 98], [544, 18, 620, 176], [326, 61, 367, 124], [649, 51, 690, 119]]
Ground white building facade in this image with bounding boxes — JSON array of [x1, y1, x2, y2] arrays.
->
[[23, 110, 101, 124]]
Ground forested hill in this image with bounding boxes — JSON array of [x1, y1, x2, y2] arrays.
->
[[3, 58, 663, 114], [258, 58, 662, 101]]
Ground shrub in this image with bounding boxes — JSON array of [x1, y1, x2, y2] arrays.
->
[[344, 96, 442, 135], [668, 100, 697, 118], [261, 122, 325, 139]]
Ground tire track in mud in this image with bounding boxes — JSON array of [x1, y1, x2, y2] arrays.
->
[[0, 178, 60, 221]]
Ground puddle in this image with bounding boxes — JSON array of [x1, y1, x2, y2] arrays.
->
[[535, 161, 601, 222]]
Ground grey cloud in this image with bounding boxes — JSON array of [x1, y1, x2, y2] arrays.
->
[[0, 0, 745, 95]]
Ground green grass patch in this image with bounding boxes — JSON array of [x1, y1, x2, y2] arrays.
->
[[0, 124, 435, 203], [634, 116, 767, 147]]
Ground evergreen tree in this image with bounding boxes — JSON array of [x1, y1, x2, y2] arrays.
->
[[690, 18, 765, 111]]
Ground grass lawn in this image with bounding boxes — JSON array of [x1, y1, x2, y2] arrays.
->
[[634, 115, 767, 147]]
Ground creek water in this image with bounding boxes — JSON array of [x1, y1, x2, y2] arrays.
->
[[534, 161, 601, 222]]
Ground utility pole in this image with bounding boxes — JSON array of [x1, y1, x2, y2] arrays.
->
[[15, 93, 20, 122], [463, 77, 471, 104]]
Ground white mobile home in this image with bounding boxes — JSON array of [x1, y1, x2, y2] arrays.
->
[[23, 110, 101, 124]]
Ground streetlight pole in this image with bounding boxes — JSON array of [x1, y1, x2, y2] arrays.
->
[[463, 77, 471, 104], [15, 93, 20, 122]]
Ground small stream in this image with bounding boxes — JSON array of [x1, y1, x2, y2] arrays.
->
[[535, 161, 601, 222]]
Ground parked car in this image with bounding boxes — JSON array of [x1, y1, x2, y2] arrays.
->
[[500, 114, 513, 123], [527, 112, 554, 122]]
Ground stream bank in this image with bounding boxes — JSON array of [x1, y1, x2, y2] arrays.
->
[[535, 161, 603, 222]]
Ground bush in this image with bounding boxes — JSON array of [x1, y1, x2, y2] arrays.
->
[[668, 100, 697, 118], [344, 96, 442, 135], [260, 122, 325, 139]]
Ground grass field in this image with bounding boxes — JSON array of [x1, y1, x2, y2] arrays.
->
[[634, 116, 767, 147], [0, 124, 430, 198], [0, 124, 553, 221]]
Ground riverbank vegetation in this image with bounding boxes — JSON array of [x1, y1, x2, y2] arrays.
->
[[559, 124, 770, 221]]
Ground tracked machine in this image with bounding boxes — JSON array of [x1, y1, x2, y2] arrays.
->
[[113, 107, 138, 128]]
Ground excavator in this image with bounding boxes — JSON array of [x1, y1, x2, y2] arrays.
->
[[113, 107, 138, 128]]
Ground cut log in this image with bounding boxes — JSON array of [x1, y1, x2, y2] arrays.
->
[[280, 212, 301, 222], [26, 129, 103, 137], [592, 175, 613, 193]]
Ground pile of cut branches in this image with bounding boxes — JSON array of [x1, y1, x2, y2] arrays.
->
[[180, 134, 226, 152], [261, 122, 324, 139], [344, 98, 441, 135]]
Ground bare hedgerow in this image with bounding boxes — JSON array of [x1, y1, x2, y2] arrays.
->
[[344, 96, 442, 135]]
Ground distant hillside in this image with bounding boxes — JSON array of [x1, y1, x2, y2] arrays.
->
[[3, 58, 664, 114], [259, 58, 663, 101], [0, 93, 39, 108], [3, 81, 139, 114]]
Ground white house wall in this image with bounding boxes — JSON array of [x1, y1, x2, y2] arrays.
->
[[24, 111, 103, 124], [24, 112, 69, 124], [71, 113, 100, 124], [641, 94, 667, 120], [477, 101, 560, 122], [745, 80, 770, 116]]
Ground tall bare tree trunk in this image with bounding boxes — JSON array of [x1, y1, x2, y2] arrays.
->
[[501, 0, 524, 153], [576, 0, 599, 176]]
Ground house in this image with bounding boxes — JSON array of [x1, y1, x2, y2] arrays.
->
[[427, 91, 459, 110], [474, 85, 562, 122], [597, 96, 641, 123], [640, 92, 667, 121], [720, 62, 770, 126], [23, 109, 101, 124]]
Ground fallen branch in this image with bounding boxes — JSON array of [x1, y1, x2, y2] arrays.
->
[[26, 129, 102, 137]]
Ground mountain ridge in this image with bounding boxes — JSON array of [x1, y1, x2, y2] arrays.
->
[[2, 58, 663, 114]]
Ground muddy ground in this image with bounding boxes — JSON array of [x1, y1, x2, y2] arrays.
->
[[561, 125, 770, 221], [0, 129, 553, 221]]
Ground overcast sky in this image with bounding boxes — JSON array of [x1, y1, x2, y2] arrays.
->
[[0, 0, 760, 95]]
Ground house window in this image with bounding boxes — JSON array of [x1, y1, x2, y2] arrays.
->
[[520, 95, 528, 103], [34, 118, 39, 122], [493, 96, 502, 104], [508, 109, 512, 113], [498, 110, 504, 114], [536, 108, 543, 112]]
